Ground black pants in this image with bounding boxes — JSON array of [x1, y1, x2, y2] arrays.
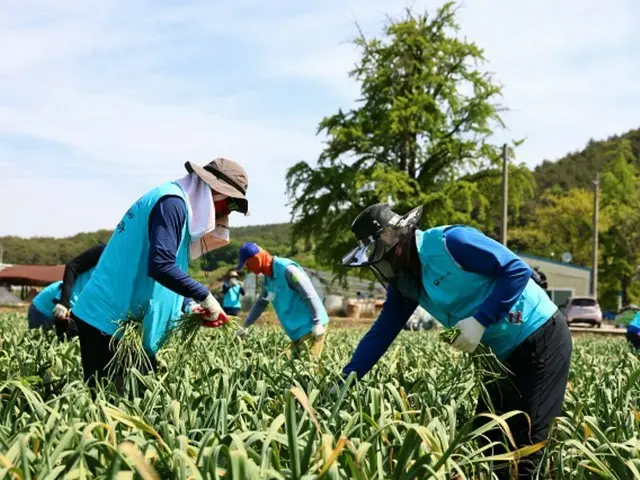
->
[[474, 311, 572, 479], [74, 315, 157, 390], [627, 330, 640, 349], [55, 317, 79, 342]]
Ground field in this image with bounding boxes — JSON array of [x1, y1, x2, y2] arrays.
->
[[1, 312, 639, 479]]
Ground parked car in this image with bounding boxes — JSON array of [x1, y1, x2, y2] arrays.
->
[[563, 296, 603, 328]]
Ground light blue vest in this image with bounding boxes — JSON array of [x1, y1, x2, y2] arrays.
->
[[72, 182, 190, 355], [223, 284, 243, 308], [411, 227, 558, 359], [264, 257, 330, 342], [32, 268, 94, 319], [629, 312, 640, 334]]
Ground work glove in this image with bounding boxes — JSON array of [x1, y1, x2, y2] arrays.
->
[[195, 294, 229, 328], [451, 317, 486, 353], [234, 327, 247, 339], [53, 304, 70, 320], [312, 323, 325, 338], [199, 293, 223, 320]]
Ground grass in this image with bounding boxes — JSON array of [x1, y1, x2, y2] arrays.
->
[[0, 311, 639, 478]]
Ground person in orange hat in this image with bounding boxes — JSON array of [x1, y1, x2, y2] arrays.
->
[[235, 242, 329, 357]]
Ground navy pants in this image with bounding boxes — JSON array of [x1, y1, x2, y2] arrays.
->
[[627, 330, 640, 350], [474, 311, 572, 479]]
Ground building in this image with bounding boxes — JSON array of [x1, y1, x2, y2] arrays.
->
[[518, 253, 592, 307]]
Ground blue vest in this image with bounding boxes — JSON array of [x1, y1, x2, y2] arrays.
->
[[410, 227, 558, 359], [32, 268, 94, 319], [264, 257, 330, 342], [72, 182, 190, 355], [629, 312, 640, 334], [223, 284, 243, 308]]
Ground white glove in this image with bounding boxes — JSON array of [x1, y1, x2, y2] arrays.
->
[[312, 323, 325, 338], [234, 328, 247, 339], [53, 304, 70, 320], [200, 293, 223, 321], [451, 317, 486, 353]]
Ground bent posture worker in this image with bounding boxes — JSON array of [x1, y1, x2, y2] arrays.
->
[[29, 243, 105, 340], [340, 203, 572, 479]]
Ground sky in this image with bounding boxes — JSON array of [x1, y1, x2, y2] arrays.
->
[[1, 0, 639, 238]]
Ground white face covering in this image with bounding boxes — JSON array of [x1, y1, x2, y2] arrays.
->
[[175, 173, 230, 259]]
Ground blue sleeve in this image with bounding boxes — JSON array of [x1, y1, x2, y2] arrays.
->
[[342, 285, 417, 380], [148, 196, 210, 302], [444, 226, 532, 327]]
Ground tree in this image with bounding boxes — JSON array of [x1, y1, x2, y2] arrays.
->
[[599, 140, 640, 307], [509, 189, 610, 268], [286, 2, 510, 274]]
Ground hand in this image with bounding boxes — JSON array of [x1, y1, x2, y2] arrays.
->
[[312, 323, 325, 338], [199, 293, 223, 321], [451, 317, 486, 353], [53, 304, 70, 320], [234, 327, 247, 339], [202, 311, 230, 329]]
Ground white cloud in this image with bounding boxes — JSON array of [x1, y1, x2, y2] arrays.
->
[[0, 0, 639, 237]]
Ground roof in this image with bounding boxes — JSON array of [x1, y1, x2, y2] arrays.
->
[[0, 265, 64, 286], [517, 252, 592, 273]]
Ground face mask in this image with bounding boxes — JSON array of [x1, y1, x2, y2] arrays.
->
[[246, 250, 273, 277]]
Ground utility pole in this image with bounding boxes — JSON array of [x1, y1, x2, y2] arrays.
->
[[591, 173, 600, 298], [501, 143, 509, 246], [0, 243, 3, 264]]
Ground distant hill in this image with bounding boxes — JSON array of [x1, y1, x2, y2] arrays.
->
[[533, 127, 640, 192], [0, 223, 296, 267]]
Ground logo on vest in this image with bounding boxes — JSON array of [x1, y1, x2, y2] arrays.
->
[[116, 200, 142, 234], [508, 311, 523, 324]]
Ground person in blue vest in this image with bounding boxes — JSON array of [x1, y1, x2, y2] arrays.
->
[[29, 243, 106, 340], [627, 312, 640, 350], [235, 242, 329, 357], [222, 271, 245, 316], [71, 158, 249, 388], [340, 203, 572, 479]]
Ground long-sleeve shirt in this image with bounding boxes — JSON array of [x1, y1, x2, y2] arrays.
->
[[342, 226, 533, 379], [58, 243, 106, 308], [147, 196, 210, 302], [243, 264, 325, 329]]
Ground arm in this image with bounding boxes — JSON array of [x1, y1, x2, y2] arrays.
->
[[444, 226, 533, 327], [147, 196, 210, 301], [342, 285, 417, 380], [242, 289, 270, 328], [59, 243, 106, 307], [284, 265, 324, 326], [222, 284, 230, 294]]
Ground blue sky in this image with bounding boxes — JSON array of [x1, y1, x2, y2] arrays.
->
[[1, 0, 639, 237]]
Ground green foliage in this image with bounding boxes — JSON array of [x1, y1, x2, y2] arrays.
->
[[1, 313, 639, 478], [533, 128, 640, 193], [510, 189, 610, 267], [286, 2, 512, 276], [599, 141, 640, 307]]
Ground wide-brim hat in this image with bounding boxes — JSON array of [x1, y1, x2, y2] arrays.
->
[[185, 158, 249, 215], [342, 203, 423, 267]]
